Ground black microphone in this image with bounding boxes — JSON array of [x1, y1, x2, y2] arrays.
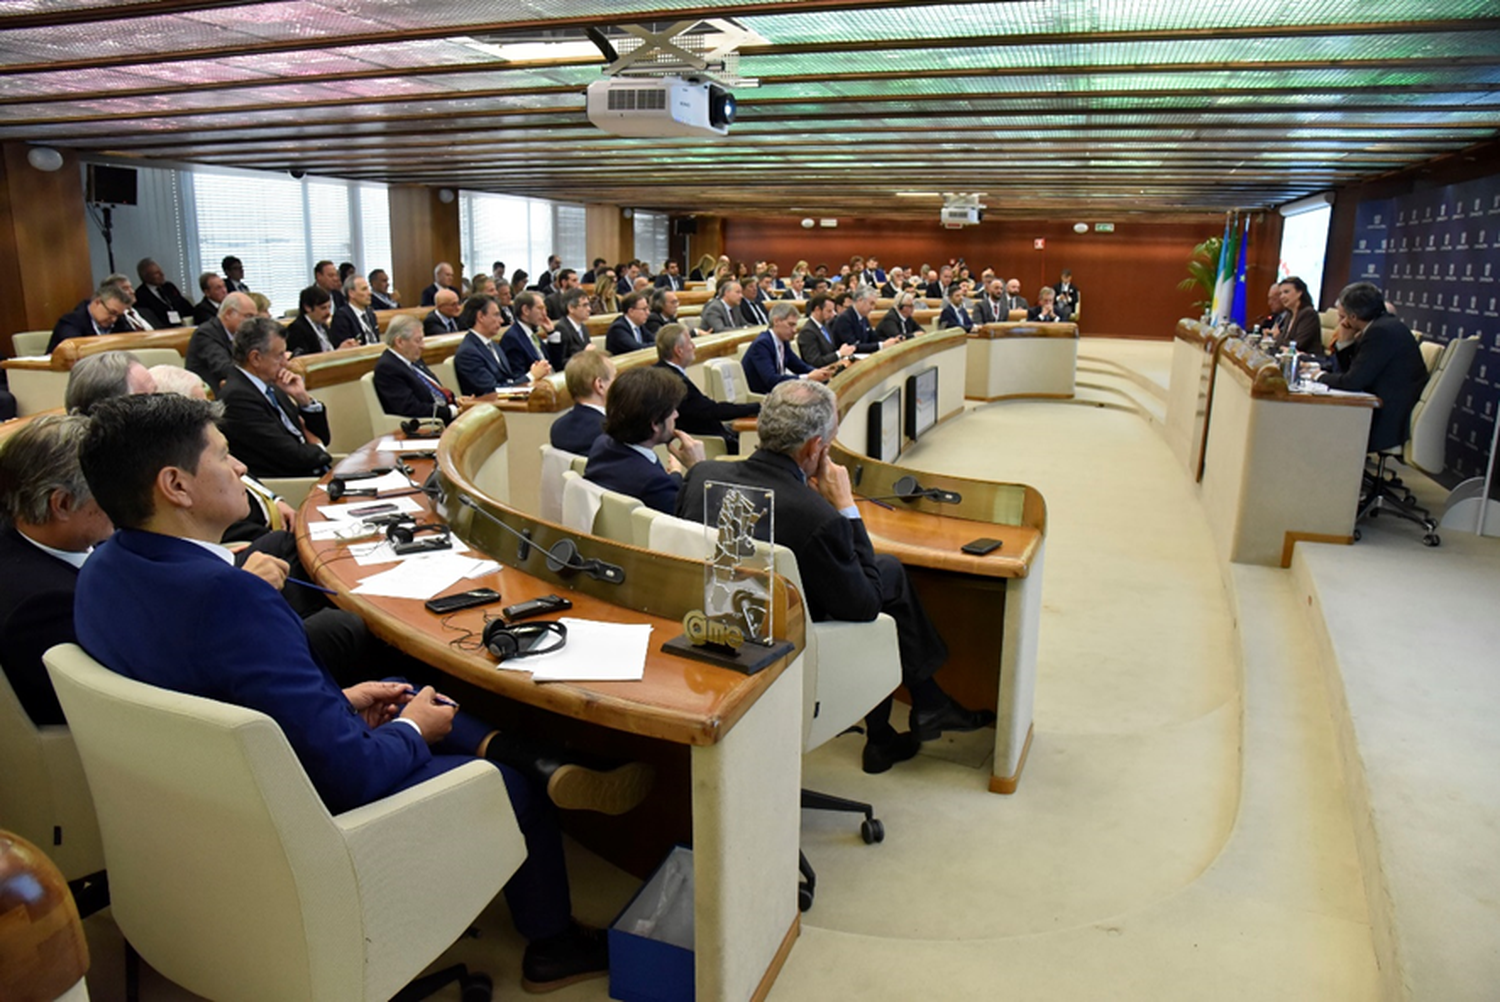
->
[[457, 495, 624, 584], [328, 466, 392, 481], [856, 474, 962, 505]]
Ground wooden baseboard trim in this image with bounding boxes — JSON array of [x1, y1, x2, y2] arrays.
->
[[1280, 531, 1354, 568], [987, 723, 1035, 794], [750, 914, 801, 1002]]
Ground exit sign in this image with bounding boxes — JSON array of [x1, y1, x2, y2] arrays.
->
[[1034, 238, 1045, 250], [1095, 222, 1115, 233]]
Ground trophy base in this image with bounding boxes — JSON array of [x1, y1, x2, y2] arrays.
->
[[661, 634, 796, 675]]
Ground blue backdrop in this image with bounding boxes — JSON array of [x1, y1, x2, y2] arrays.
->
[[1348, 172, 1500, 488]]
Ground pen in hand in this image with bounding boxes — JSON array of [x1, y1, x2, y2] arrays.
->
[[405, 686, 458, 708]]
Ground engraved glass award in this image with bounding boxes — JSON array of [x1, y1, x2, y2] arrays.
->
[[702, 480, 774, 647]]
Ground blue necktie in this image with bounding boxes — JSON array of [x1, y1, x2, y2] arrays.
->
[[265, 386, 304, 440]]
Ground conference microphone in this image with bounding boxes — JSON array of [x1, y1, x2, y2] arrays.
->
[[855, 474, 963, 505], [327, 479, 426, 502], [457, 494, 625, 584]]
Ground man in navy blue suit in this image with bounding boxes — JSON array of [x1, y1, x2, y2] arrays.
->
[[373, 315, 457, 424], [583, 366, 704, 513], [73, 393, 651, 991], [499, 291, 555, 376], [549, 351, 614, 455], [742, 302, 837, 395], [653, 260, 684, 291], [453, 294, 551, 396], [830, 286, 899, 355], [604, 292, 653, 356]]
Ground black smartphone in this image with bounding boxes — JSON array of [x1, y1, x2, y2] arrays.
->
[[961, 537, 1003, 556], [503, 594, 573, 621], [425, 588, 501, 614], [348, 502, 399, 517]]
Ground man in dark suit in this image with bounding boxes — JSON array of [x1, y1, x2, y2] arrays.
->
[[542, 269, 578, 321], [1026, 287, 1072, 323], [876, 293, 923, 341], [550, 351, 614, 455], [939, 286, 974, 332], [925, 264, 954, 300], [313, 259, 347, 311], [974, 278, 1009, 325], [329, 274, 382, 347], [583, 367, 704, 514], [655, 324, 759, 452], [548, 288, 593, 370], [217, 316, 332, 478], [192, 271, 227, 325], [1317, 282, 1430, 453], [604, 292, 653, 356], [879, 266, 907, 299], [285, 285, 347, 356], [453, 294, 550, 396], [536, 255, 562, 293], [501, 291, 557, 376], [134, 257, 195, 328], [373, 315, 457, 424], [1052, 269, 1081, 314], [581, 258, 607, 285], [1002, 278, 1029, 315], [416, 261, 453, 308], [222, 255, 250, 294], [368, 268, 400, 310], [74, 392, 647, 992], [423, 288, 464, 337], [738, 279, 770, 326], [47, 284, 131, 352], [831, 287, 899, 354], [184, 291, 256, 389], [653, 261, 685, 291], [644, 289, 680, 338], [678, 380, 992, 773], [0, 414, 110, 727], [742, 302, 837, 395], [798, 294, 856, 368]]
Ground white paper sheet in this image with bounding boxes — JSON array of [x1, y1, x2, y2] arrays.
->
[[524, 618, 652, 682], [348, 538, 472, 566], [349, 551, 500, 600], [316, 496, 424, 520], [371, 436, 438, 455]]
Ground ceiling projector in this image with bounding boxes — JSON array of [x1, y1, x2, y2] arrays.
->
[[586, 76, 736, 137], [941, 205, 984, 227]]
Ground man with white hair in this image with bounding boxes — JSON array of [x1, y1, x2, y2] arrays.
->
[[185, 291, 257, 388], [63, 351, 156, 414], [677, 381, 992, 773], [373, 315, 457, 424], [330, 273, 382, 346]]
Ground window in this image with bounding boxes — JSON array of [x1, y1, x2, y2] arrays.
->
[[633, 210, 669, 271], [459, 191, 587, 288]]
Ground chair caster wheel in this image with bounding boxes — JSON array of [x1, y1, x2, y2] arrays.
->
[[1423, 533, 1440, 547], [1368, 508, 1379, 519], [861, 818, 885, 844], [1352, 529, 1362, 542], [798, 885, 814, 912]]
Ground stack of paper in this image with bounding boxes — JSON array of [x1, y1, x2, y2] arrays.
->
[[350, 551, 500, 600]]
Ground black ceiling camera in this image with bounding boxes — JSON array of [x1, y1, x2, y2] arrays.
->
[[401, 417, 444, 438], [385, 522, 452, 554], [482, 619, 568, 661]]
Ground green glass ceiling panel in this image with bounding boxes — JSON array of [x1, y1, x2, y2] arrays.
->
[[743, 2, 1500, 44]]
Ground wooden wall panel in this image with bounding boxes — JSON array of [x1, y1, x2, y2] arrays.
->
[[0, 144, 91, 355], [723, 215, 1225, 338], [388, 185, 459, 301], [585, 203, 629, 266]]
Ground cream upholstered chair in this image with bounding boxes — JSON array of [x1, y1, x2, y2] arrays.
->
[[45, 643, 524, 1002], [433, 357, 460, 396], [703, 357, 763, 406], [559, 470, 642, 544], [0, 668, 105, 891], [644, 511, 900, 909], [359, 370, 410, 439], [11, 330, 52, 356], [539, 444, 583, 523]]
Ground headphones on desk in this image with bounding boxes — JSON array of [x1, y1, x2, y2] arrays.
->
[[483, 619, 568, 661], [401, 417, 445, 438]]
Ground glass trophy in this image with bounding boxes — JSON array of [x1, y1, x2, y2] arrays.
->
[[702, 480, 775, 647]]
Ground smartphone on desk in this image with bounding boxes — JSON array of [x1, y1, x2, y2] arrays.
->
[[961, 537, 1003, 556]]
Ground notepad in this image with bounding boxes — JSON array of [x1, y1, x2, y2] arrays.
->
[[523, 619, 653, 683]]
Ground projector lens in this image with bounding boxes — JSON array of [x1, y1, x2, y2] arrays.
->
[[710, 87, 736, 128]]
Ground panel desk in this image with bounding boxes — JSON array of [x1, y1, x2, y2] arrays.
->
[[827, 330, 1048, 794], [1164, 319, 1231, 477], [296, 415, 806, 1002], [1, 328, 193, 414], [964, 321, 1079, 401]]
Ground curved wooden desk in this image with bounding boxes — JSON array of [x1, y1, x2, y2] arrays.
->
[[827, 331, 1048, 794], [964, 321, 1079, 401], [1165, 319, 1232, 476], [1, 327, 194, 414], [297, 414, 805, 1002]]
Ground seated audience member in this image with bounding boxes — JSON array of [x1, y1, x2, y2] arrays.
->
[[879, 267, 907, 299], [543, 270, 579, 322], [738, 277, 771, 326], [1258, 281, 1288, 334], [1052, 269, 1081, 313], [98, 273, 154, 332], [1026, 287, 1071, 323], [1003, 278, 1029, 315], [615, 262, 639, 296], [550, 351, 615, 455], [218, 316, 331, 478], [0, 414, 111, 726], [222, 255, 250, 294], [974, 278, 1008, 324], [185, 291, 257, 388], [743, 302, 836, 394], [192, 272, 227, 325], [424, 287, 464, 337], [784, 273, 807, 301], [678, 381, 994, 773], [368, 268, 400, 310], [420, 262, 455, 307], [549, 288, 594, 369], [582, 257, 607, 285], [313, 260, 347, 311], [248, 292, 273, 317], [147, 364, 210, 401], [470, 274, 495, 299], [655, 324, 759, 452], [654, 260, 685, 291], [338, 262, 357, 286], [939, 284, 974, 332], [799, 294, 856, 368], [538, 254, 562, 292], [74, 392, 653, 992], [453, 294, 550, 396], [584, 366, 703, 514], [699, 281, 746, 333], [688, 254, 713, 283], [494, 280, 517, 325], [831, 286, 899, 354], [877, 292, 923, 341], [645, 289, 681, 337], [134, 257, 195, 328], [47, 283, 132, 352], [64, 351, 157, 414], [286, 285, 349, 355], [926, 264, 954, 300], [605, 292, 654, 355], [1317, 282, 1429, 453], [374, 315, 457, 425], [502, 291, 558, 376], [330, 274, 382, 347], [511, 269, 531, 294], [1270, 276, 1322, 355]]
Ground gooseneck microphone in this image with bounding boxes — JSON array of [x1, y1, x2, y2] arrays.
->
[[458, 494, 625, 585], [856, 474, 963, 505]]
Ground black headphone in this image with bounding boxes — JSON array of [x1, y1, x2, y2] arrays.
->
[[483, 620, 568, 660], [385, 521, 451, 545], [401, 417, 444, 438]]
